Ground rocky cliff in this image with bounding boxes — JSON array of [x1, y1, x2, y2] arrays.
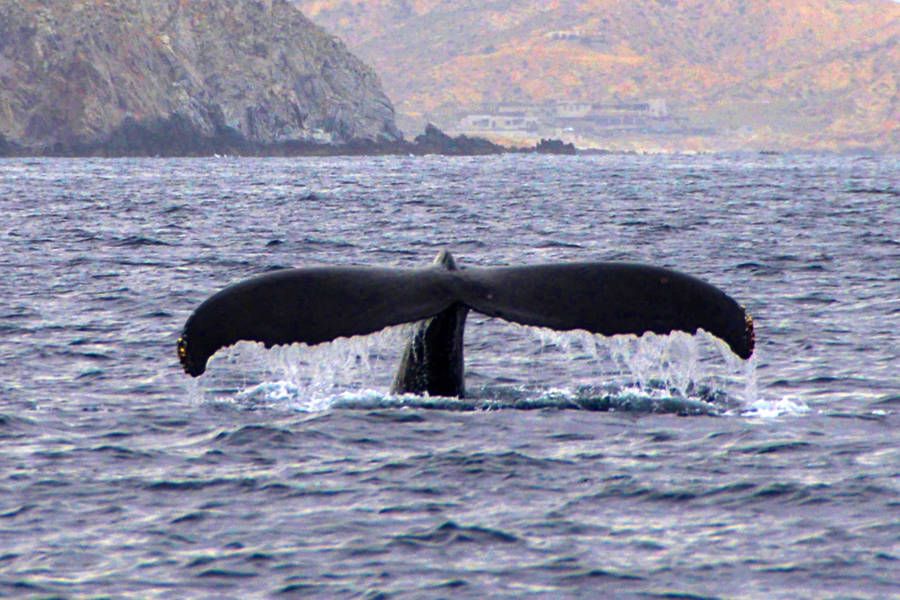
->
[[295, 0, 898, 152], [0, 0, 401, 155]]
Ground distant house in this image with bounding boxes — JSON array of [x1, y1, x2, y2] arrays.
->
[[553, 102, 592, 118], [482, 102, 540, 116], [648, 99, 668, 118], [458, 114, 539, 132], [544, 30, 581, 41], [454, 98, 679, 139]]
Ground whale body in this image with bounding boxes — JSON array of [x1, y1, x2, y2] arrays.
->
[[177, 251, 755, 397]]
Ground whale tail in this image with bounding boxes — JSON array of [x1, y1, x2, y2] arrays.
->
[[177, 251, 754, 394]]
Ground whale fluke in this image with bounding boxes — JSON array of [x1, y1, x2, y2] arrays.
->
[[178, 253, 754, 394], [177, 266, 456, 376], [456, 262, 754, 359]]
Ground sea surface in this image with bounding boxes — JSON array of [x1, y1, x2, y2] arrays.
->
[[0, 153, 897, 599]]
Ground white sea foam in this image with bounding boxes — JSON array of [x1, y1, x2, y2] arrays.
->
[[739, 392, 810, 418]]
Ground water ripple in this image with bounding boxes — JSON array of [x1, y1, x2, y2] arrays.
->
[[0, 154, 896, 598]]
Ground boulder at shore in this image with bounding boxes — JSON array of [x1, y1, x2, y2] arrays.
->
[[0, 0, 401, 155]]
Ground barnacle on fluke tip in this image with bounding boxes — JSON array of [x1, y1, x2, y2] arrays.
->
[[745, 312, 756, 356]]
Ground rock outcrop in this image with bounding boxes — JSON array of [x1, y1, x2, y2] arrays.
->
[[0, 0, 401, 155], [533, 138, 576, 155], [409, 123, 505, 155]]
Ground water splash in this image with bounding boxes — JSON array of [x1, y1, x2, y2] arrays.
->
[[186, 321, 786, 415], [197, 325, 411, 408], [526, 325, 753, 403]]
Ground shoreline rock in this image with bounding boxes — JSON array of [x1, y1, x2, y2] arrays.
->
[[0, 120, 576, 157]]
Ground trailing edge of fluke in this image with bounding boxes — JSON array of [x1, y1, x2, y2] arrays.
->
[[177, 251, 755, 397]]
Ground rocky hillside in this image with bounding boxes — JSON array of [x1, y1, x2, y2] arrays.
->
[[295, 0, 898, 151], [0, 0, 400, 155]]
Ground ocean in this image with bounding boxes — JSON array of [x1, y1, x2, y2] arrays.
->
[[0, 153, 897, 598]]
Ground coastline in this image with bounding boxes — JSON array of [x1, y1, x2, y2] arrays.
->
[[0, 123, 576, 159]]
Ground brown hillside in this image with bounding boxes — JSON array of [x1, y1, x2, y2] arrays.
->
[[295, 0, 899, 151], [0, 0, 399, 155]]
